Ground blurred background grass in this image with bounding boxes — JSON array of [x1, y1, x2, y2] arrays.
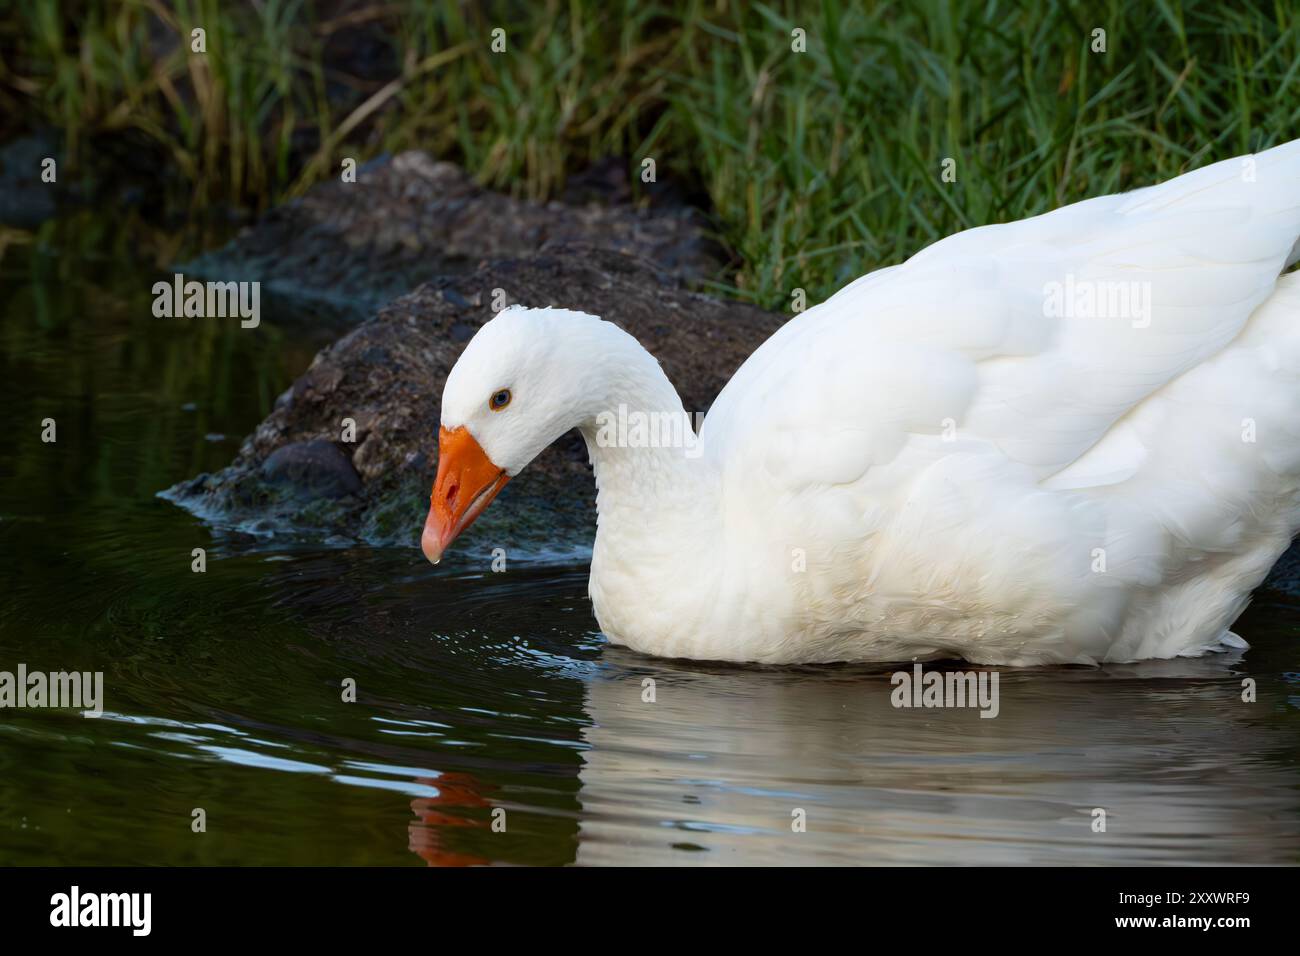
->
[[2, 0, 1298, 308]]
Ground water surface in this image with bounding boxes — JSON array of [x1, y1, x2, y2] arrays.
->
[[2, 208, 1299, 865]]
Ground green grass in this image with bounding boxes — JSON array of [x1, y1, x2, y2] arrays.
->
[[4, 0, 1300, 308]]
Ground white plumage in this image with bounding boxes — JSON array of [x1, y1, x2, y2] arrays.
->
[[435, 139, 1300, 665]]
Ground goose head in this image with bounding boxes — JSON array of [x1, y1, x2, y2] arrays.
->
[[421, 306, 626, 563]]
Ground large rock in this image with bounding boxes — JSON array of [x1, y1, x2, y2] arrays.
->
[[163, 243, 784, 556], [179, 151, 724, 322]]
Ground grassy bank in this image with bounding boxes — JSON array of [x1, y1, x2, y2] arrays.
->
[[3, 0, 1299, 307]]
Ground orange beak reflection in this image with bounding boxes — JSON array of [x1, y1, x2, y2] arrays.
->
[[422, 425, 509, 564]]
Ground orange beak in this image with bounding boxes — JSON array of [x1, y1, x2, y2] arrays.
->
[[421, 425, 510, 564]]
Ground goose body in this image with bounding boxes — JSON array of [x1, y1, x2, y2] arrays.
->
[[426, 140, 1300, 665]]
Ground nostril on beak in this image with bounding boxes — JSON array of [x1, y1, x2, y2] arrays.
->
[[445, 481, 459, 506]]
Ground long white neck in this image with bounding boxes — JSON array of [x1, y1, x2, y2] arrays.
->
[[576, 346, 716, 536], [574, 337, 721, 645]]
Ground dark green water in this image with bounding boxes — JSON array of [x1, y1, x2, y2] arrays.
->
[[3, 209, 1300, 865]]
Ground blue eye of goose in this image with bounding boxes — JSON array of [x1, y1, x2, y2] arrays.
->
[[490, 388, 512, 410]]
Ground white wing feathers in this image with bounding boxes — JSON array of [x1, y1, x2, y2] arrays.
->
[[702, 140, 1300, 491]]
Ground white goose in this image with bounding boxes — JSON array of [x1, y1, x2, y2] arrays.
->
[[423, 140, 1300, 666]]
